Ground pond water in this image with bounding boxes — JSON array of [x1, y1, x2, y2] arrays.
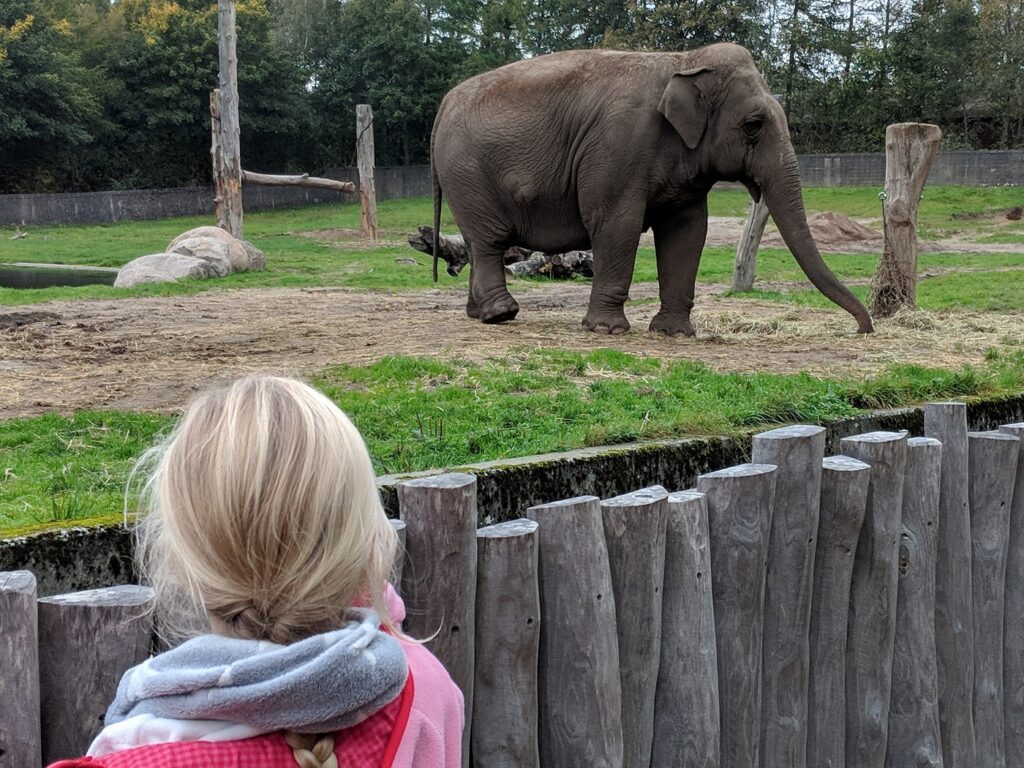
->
[[0, 263, 118, 289]]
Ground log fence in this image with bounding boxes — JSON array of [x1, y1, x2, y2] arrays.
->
[[2, 404, 1023, 768]]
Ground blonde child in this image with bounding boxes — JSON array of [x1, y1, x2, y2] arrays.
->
[[50, 375, 464, 768]]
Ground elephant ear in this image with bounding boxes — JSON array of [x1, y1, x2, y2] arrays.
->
[[658, 67, 713, 150]]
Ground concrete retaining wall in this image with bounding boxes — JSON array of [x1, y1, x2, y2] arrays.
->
[[3, 151, 1021, 227], [4, 394, 1022, 597]]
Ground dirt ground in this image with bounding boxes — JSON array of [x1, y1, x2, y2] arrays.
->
[[2, 277, 1021, 419]]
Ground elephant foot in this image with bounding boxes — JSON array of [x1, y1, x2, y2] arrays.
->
[[479, 294, 519, 324], [649, 312, 696, 337], [582, 310, 630, 335], [466, 294, 480, 319]]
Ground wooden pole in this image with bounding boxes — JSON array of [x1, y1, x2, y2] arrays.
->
[[968, 431, 1020, 768], [752, 424, 825, 768], [397, 473, 477, 768], [885, 437, 943, 768], [732, 197, 770, 291], [215, 1, 243, 239], [925, 402, 977, 768], [600, 486, 669, 768], [870, 122, 942, 317], [0, 571, 41, 768], [696, 463, 777, 768], [37, 585, 154, 764], [526, 496, 624, 768], [652, 490, 720, 768], [356, 104, 378, 240], [1000, 421, 1024, 767], [839, 430, 909, 768], [807, 456, 871, 768], [472, 519, 541, 768]]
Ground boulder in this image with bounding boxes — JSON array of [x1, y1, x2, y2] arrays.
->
[[168, 226, 264, 272], [114, 253, 219, 288], [167, 237, 232, 277]]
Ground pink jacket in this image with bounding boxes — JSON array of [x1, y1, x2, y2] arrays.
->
[[48, 586, 464, 768]]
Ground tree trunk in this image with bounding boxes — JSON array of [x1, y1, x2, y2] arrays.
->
[[732, 198, 770, 292], [870, 123, 942, 317], [215, 1, 243, 239], [356, 104, 378, 240]]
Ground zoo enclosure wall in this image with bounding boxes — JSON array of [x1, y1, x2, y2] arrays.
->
[[1, 151, 1021, 227], [3, 402, 1023, 768]]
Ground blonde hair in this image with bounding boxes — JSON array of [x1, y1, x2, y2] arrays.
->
[[133, 375, 398, 767]]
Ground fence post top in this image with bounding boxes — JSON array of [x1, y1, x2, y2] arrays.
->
[[398, 472, 476, 490], [908, 436, 942, 448], [667, 490, 705, 504], [38, 584, 153, 607], [822, 455, 871, 471], [601, 485, 669, 507], [968, 430, 1020, 442], [840, 430, 908, 444], [753, 424, 826, 440], [0, 570, 36, 592], [478, 519, 539, 538], [698, 463, 777, 480]]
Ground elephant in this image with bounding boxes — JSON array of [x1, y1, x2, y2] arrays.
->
[[429, 42, 874, 335]]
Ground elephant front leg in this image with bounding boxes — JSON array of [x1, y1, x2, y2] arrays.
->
[[649, 201, 708, 337], [470, 244, 519, 324], [583, 217, 645, 334]]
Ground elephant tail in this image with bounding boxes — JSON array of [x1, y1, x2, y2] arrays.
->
[[431, 132, 442, 283]]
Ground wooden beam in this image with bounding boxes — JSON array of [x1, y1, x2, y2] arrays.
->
[[241, 171, 354, 194], [215, 1, 243, 239]]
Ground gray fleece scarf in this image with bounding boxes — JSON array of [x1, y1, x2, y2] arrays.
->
[[104, 609, 408, 735]]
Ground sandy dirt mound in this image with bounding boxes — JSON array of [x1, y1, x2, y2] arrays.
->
[[1, 284, 1020, 419], [763, 212, 883, 251]]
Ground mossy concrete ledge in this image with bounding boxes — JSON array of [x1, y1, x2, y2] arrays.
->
[[3, 394, 1023, 596]]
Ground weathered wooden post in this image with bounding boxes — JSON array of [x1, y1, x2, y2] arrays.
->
[[1000, 421, 1024, 767], [600, 486, 668, 768], [869, 122, 942, 317], [697, 463, 777, 768], [389, 518, 407, 592], [652, 491, 720, 768], [473, 519, 540, 768], [752, 425, 825, 768], [839, 431, 909, 768], [215, 0, 243, 238], [925, 402, 977, 768], [356, 104, 378, 240], [969, 431, 1020, 768], [732, 197, 770, 291], [526, 496, 623, 768], [0, 571, 41, 768], [37, 585, 154, 764], [397, 473, 477, 768], [885, 437, 943, 768], [807, 456, 871, 768]]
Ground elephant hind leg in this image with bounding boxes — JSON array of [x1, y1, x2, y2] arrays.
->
[[470, 242, 519, 324], [583, 211, 644, 334], [649, 201, 708, 337]]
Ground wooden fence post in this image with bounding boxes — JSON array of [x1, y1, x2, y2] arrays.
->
[[870, 122, 942, 317], [696, 463, 777, 768], [472, 519, 541, 768], [215, 0, 243, 238], [652, 491, 720, 768], [356, 104, 378, 240], [0, 571, 41, 768], [839, 430, 909, 768], [732, 197, 770, 292], [397, 473, 476, 768], [389, 518, 407, 594], [807, 456, 871, 768], [1000, 421, 1024, 767], [527, 496, 623, 768], [925, 402, 977, 768], [885, 437, 943, 768], [600, 486, 668, 768], [37, 585, 154, 764], [969, 431, 1020, 768], [752, 425, 825, 768]]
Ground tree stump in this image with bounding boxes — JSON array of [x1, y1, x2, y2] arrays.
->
[[214, 2, 243, 239], [869, 123, 942, 317], [357, 104, 378, 240], [732, 198, 770, 291]]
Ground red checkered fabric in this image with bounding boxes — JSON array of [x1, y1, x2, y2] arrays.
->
[[49, 673, 414, 768]]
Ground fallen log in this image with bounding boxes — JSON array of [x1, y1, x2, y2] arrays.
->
[[241, 170, 355, 194], [408, 226, 593, 279]]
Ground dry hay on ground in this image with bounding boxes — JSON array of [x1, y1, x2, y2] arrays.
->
[[0, 282, 1020, 419]]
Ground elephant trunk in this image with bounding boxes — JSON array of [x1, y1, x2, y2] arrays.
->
[[761, 157, 874, 333]]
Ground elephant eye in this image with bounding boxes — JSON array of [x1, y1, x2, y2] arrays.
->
[[743, 117, 764, 140]]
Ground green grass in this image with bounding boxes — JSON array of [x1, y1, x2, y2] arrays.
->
[[1, 186, 1020, 307], [3, 348, 1023, 534]]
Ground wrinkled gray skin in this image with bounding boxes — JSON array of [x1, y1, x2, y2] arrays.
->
[[431, 43, 874, 335]]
